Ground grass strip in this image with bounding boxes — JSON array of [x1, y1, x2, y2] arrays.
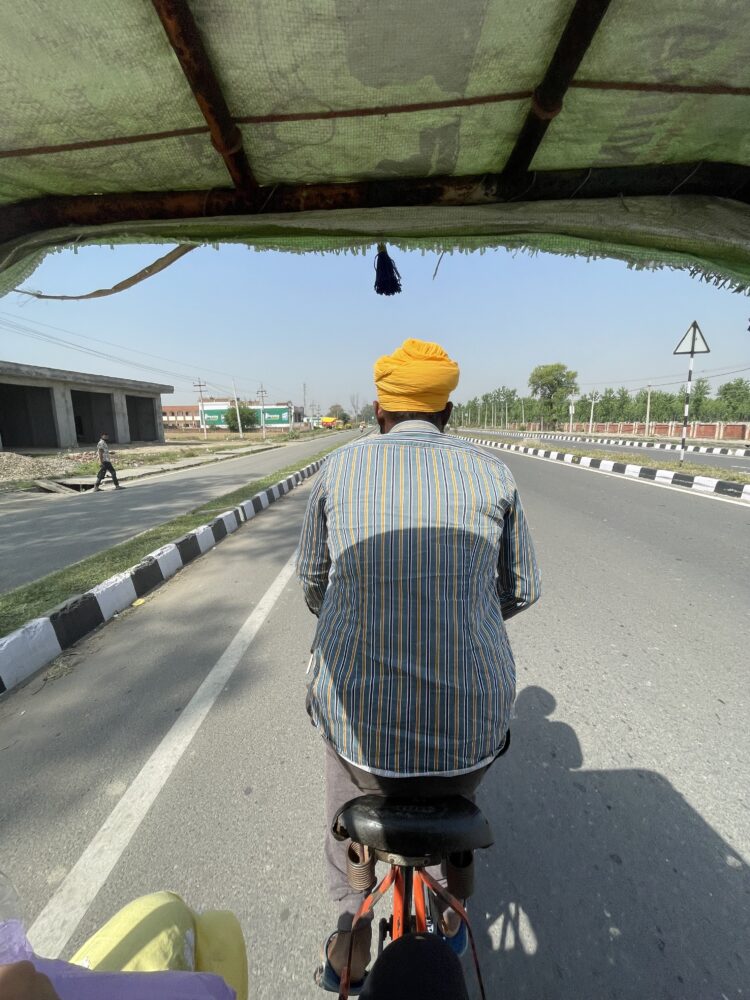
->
[[0, 445, 338, 637], [515, 440, 750, 485]]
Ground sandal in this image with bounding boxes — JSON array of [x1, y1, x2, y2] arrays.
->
[[314, 931, 368, 995], [438, 915, 469, 958]]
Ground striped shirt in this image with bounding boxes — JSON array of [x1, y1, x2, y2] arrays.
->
[[296, 421, 541, 777]]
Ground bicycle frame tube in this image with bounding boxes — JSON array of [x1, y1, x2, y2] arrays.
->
[[413, 870, 428, 933], [340, 867, 398, 1000], [340, 863, 485, 1000], [391, 868, 413, 939]]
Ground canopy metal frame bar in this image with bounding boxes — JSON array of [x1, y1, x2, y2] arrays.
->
[[149, 0, 258, 197], [502, 0, 614, 177], [2, 163, 748, 246]]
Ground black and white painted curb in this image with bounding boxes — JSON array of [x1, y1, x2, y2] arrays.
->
[[462, 435, 750, 504], [464, 428, 750, 458], [0, 460, 324, 695]]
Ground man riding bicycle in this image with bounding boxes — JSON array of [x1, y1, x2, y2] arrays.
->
[[297, 338, 541, 992]]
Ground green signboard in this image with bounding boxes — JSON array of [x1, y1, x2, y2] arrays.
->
[[258, 406, 290, 426], [201, 407, 229, 426], [199, 404, 291, 428]]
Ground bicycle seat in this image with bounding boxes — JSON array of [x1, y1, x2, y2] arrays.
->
[[333, 795, 494, 865]]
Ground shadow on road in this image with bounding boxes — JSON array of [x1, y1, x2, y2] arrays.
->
[[472, 686, 748, 999], [0, 508, 305, 838]]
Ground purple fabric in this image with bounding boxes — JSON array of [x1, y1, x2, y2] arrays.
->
[[33, 958, 236, 1000], [1, 921, 235, 999]]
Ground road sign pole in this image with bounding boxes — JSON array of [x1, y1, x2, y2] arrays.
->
[[673, 321, 710, 466], [680, 352, 695, 465]]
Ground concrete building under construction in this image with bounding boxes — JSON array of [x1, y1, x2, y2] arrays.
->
[[0, 360, 173, 450]]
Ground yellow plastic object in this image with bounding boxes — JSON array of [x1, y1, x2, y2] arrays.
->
[[69, 891, 248, 1000]]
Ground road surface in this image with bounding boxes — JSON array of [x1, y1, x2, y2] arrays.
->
[[0, 431, 355, 594], [0, 443, 747, 999]]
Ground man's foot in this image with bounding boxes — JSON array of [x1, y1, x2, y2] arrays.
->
[[114, 485, 125, 490], [438, 909, 468, 957], [93, 485, 101, 492], [315, 925, 371, 992]]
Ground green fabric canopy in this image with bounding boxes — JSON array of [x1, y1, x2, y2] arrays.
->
[[1, 1, 748, 293]]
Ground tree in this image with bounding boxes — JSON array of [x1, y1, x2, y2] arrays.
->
[[597, 387, 618, 422], [690, 377, 711, 421], [225, 405, 259, 432], [328, 403, 351, 423], [716, 378, 750, 420], [359, 402, 375, 423], [349, 393, 361, 422], [528, 364, 578, 427]]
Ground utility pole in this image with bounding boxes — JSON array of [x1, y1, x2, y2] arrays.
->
[[504, 395, 509, 429], [492, 402, 496, 428], [231, 379, 244, 439], [645, 384, 652, 437], [193, 379, 207, 439], [302, 382, 307, 425], [520, 397, 525, 426], [257, 384, 268, 441], [588, 391, 599, 434]]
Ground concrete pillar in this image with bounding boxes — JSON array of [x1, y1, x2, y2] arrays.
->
[[112, 391, 130, 443], [153, 398, 166, 442], [50, 385, 77, 448]]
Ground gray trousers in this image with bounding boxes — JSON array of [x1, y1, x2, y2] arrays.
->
[[324, 740, 493, 931]]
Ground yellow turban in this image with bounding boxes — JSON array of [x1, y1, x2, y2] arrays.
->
[[374, 339, 460, 412]]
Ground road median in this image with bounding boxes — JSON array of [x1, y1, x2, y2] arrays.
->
[[0, 450, 332, 695], [459, 434, 750, 502]]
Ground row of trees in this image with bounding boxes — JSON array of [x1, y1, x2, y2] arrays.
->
[[453, 364, 750, 427], [327, 400, 376, 424]]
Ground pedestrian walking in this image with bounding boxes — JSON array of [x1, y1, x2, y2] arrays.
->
[[93, 432, 124, 491]]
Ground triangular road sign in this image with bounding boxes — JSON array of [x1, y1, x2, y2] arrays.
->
[[674, 321, 710, 355]]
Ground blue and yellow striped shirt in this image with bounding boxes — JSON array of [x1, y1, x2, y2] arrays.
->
[[296, 421, 541, 776]]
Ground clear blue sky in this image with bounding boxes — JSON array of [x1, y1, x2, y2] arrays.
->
[[1, 243, 748, 409]]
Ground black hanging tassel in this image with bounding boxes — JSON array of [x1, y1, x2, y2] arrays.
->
[[374, 243, 402, 296]]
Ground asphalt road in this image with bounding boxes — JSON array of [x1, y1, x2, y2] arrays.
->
[[0, 432, 355, 594], [0, 444, 748, 999], [463, 429, 750, 473]]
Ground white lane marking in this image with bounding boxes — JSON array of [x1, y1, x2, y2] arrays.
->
[[483, 447, 749, 507], [28, 551, 298, 959]]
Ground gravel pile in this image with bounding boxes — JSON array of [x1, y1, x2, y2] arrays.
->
[[0, 451, 95, 483]]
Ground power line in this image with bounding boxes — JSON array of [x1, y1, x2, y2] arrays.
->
[[0, 313, 261, 399], [583, 365, 750, 395], [0, 309, 249, 383], [577, 361, 750, 388], [1, 308, 295, 398]]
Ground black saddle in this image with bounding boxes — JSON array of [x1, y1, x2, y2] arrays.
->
[[333, 795, 494, 861]]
